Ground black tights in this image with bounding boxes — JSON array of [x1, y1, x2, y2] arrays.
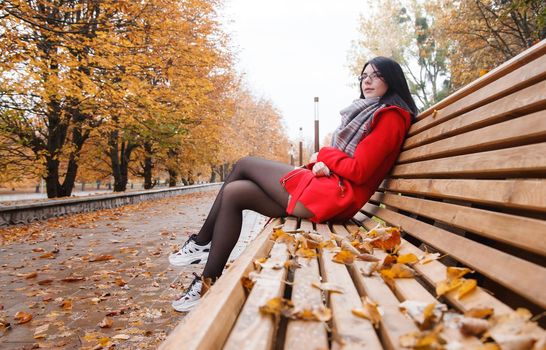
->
[[193, 156, 313, 279]]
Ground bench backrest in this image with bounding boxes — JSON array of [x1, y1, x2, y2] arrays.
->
[[357, 39, 546, 315]]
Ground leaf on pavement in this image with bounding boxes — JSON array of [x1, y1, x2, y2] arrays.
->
[[14, 311, 32, 324], [89, 254, 114, 262], [98, 317, 113, 328]]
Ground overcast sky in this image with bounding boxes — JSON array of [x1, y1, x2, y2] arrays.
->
[[220, 0, 366, 145]]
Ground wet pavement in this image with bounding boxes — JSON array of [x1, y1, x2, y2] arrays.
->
[[0, 189, 266, 349]]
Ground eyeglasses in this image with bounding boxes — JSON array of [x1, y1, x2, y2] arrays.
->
[[358, 72, 383, 82]]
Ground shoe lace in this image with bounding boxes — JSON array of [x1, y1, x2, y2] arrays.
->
[[183, 272, 202, 297], [180, 234, 198, 253]]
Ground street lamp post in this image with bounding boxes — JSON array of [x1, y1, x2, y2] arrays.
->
[[298, 127, 303, 166], [314, 97, 319, 152]]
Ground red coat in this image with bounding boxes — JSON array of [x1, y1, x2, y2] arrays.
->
[[280, 106, 411, 223]]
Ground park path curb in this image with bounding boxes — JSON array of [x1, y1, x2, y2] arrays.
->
[[0, 183, 222, 227]]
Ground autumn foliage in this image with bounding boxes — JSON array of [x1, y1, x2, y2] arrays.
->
[[0, 0, 290, 197]]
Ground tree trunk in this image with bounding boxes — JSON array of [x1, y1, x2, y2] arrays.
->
[[168, 169, 178, 187], [167, 148, 178, 187], [209, 166, 217, 183], [143, 141, 154, 189], [108, 129, 136, 192]]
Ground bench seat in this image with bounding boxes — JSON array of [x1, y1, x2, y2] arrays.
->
[[161, 39, 546, 349]]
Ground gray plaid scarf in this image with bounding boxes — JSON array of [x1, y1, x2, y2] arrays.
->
[[331, 97, 385, 157]]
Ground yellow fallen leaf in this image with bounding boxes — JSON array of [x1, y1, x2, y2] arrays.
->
[[446, 267, 473, 280], [311, 281, 344, 294], [98, 317, 113, 328], [399, 326, 443, 348], [474, 343, 500, 350], [359, 262, 379, 277], [16, 272, 38, 279], [98, 337, 110, 347], [14, 311, 32, 324], [253, 257, 268, 270], [381, 254, 397, 268], [352, 297, 382, 328], [351, 240, 373, 254], [380, 263, 415, 279], [332, 250, 356, 265], [240, 276, 255, 292], [341, 240, 361, 255], [283, 259, 302, 270], [33, 324, 49, 339], [60, 299, 73, 310], [515, 308, 532, 321], [459, 316, 490, 336], [419, 252, 441, 265], [112, 334, 130, 340], [464, 307, 494, 319], [436, 278, 463, 297], [318, 240, 336, 250], [397, 253, 419, 264], [370, 227, 401, 251], [89, 254, 114, 262], [270, 228, 287, 241], [457, 279, 477, 299], [356, 253, 380, 262], [399, 301, 447, 330], [259, 297, 294, 317], [291, 306, 332, 322], [115, 277, 127, 286], [296, 248, 317, 259]]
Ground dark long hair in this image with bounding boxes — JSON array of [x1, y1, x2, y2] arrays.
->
[[359, 56, 419, 120]]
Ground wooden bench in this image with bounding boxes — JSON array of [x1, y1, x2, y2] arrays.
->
[[160, 40, 546, 350]]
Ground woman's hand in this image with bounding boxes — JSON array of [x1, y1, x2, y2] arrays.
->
[[312, 161, 330, 177], [309, 152, 318, 163]]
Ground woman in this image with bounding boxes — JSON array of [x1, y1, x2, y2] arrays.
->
[[169, 56, 418, 312]]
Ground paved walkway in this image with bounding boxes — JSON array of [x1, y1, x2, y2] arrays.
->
[[0, 189, 267, 349]]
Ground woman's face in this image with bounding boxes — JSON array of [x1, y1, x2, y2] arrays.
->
[[361, 64, 388, 99]]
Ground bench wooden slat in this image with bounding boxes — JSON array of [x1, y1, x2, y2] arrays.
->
[[316, 223, 383, 349], [332, 224, 419, 350], [392, 142, 546, 178], [159, 219, 281, 350], [353, 217, 515, 317], [223, 240, 290, 350], [405, 80, 546, 150], [369, 192, 546, 256], [379, 178, 546, 213], [361, 203, 546, 309], [346, 221, 486, 349], [399, 110, 546, 163], [284, 219, 329, 350], [414, 39, 546, 124]]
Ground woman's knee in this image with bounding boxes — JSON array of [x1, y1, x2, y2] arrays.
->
[[221, 181, 249, 206]]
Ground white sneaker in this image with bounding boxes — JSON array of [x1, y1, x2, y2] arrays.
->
[[169, 234, 211, 266], [172, 273, 202, 312]]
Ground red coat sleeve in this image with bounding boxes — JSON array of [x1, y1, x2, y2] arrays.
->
[[317, 107, 410, 185]]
